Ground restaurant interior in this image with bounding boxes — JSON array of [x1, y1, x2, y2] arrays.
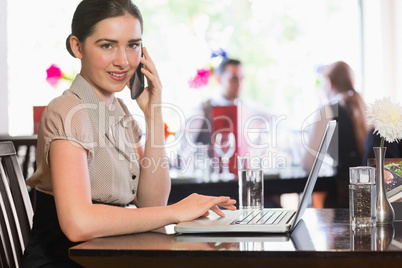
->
[[1, 0, 402, 267]]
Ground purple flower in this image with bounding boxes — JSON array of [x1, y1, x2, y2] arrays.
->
[[211, 48, 227, 59], [315, 64, 327, 74]]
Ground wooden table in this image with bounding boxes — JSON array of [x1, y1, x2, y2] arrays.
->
[[69, 209, 402, 267]]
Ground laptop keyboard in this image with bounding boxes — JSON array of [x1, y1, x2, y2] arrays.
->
[[231, 210, 288, 225]]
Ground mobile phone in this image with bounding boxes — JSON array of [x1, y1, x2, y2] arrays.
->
[[130, 45, 144, 100]]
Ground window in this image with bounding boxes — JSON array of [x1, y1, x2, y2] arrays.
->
[[7, 0, 80, 135], [7, 0, 362, 135]]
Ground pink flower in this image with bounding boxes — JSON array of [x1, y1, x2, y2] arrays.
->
[[188, 68, 211, 89], [46, 64, 64, 88]]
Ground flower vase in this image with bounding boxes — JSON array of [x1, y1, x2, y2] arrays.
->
[[375, 224, 395, 251], [374, 147, 395, 225]]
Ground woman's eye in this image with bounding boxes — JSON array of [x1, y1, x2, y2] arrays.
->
[[128, 43, 139, 49], [101, 44, 112, 49]]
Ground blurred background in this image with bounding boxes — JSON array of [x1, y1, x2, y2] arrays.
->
[[1, 0, 401, 136]]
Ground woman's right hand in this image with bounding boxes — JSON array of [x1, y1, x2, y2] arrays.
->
[[169, 193, 237, 223], [135, 47, 163, 118]]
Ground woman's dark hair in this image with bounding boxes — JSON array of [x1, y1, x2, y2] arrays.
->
[[323, 61, 369, 158], [323, 61, 354, 93], [66, 0, 143, 57]]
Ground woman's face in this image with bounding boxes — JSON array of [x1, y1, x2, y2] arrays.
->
[[78, 14, 142, 100]]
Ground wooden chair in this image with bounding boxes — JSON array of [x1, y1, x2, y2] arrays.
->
[[0, 136, 37, 180], [0, 141, 34, 268]]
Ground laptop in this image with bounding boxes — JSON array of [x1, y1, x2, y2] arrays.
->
[[174, 120, 337, 234], [174, 219, 314, 250]]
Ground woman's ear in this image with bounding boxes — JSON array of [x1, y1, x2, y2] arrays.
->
[[70, 35, 83, 59]]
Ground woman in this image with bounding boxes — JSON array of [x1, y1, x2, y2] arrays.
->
[[23, 1, 236, 266], [303, 61, 369, 208]]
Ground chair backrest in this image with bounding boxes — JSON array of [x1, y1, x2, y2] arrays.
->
[[0, 141, 34, 268], [0, 136, 37, 180]]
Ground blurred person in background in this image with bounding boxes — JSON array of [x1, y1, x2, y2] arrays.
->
[[188, 58, 245, 146], [302, 61, 369, 208], [183, 58, 281, 207], [184, 58, 274, 155]]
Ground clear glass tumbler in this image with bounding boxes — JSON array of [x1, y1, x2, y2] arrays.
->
[[237, 156, 264, 209]]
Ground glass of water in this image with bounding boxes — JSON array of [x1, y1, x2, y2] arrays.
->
[[349, 166, 376, 227], [237, 156, 264, 209]]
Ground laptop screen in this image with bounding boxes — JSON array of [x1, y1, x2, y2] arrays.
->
[[291, 120, 337, 230]]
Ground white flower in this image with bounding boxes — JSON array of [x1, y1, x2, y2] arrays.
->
[[367, 97, 402, 144]]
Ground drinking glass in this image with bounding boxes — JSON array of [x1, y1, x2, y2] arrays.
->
[[214, 132, 236, 181], [237, 156, 264, 209]]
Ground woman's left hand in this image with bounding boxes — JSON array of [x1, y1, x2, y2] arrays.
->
[[135, 47, 163, 117]]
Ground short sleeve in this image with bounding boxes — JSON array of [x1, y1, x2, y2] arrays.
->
[[39, 94, 95, 164]]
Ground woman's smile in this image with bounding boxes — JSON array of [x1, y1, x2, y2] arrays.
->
[[107, 71, 129, 81]]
